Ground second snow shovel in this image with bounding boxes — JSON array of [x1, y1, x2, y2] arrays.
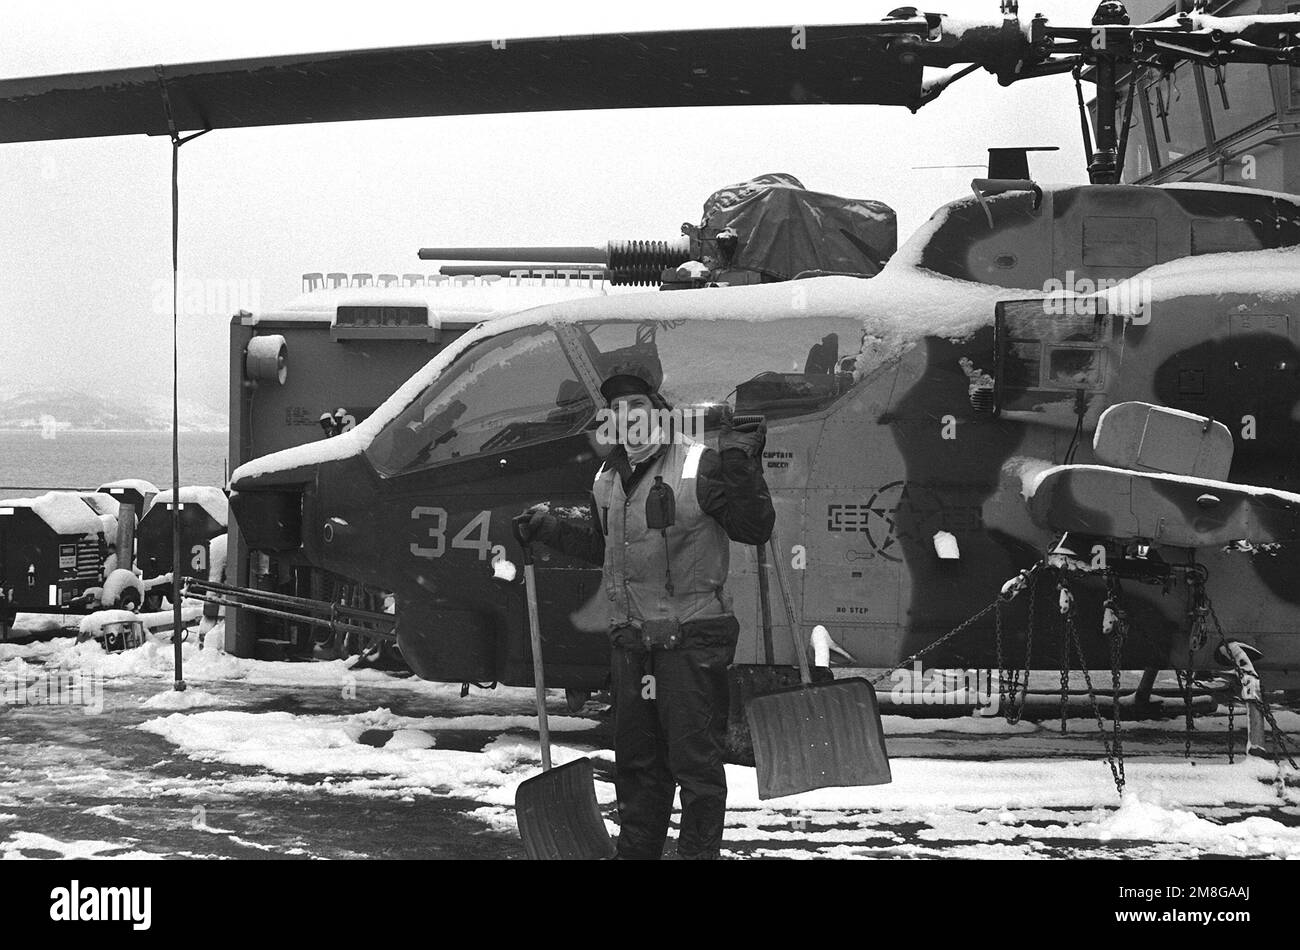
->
[[745, 535, 891, 800], [512, 523, 615, 860]]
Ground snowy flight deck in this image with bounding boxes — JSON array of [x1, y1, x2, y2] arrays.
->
[[1, 626, 1297, 860]]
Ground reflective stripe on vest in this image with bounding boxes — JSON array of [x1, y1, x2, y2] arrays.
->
[[592, 438, 731, 629]]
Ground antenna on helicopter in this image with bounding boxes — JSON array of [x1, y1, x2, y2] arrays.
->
[[913, 146, 1058, 179], [988, 146, 1059, 180]]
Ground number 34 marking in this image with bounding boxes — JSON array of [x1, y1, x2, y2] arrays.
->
[[410, 507, 505, 563]]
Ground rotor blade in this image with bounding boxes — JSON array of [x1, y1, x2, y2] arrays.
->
[[0, 24, 932, 144]]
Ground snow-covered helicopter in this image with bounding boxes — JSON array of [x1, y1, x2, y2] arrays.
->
[[5, 2, 1300, 740]]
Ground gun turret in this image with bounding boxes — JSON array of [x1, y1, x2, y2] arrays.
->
[[419, 174, 898, 290], [418, 240, 690, 287]]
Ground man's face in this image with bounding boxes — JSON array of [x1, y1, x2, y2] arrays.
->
[[611, 393, 657, 451]]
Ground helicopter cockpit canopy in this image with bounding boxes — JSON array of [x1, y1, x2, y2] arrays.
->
[[363, 313, 865, 477], [365, 327, 592, 474]]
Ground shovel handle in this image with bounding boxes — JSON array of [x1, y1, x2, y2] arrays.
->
[[755, 543, 775, 666], [512, 514, 536, 566], [767, 535, 812, 687], [522, 560, 552, 772]]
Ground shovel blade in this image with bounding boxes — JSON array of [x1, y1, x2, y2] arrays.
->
[[726, 664, 836, 765], [515, 757, 616, 860], [745, 678, 891, 801]]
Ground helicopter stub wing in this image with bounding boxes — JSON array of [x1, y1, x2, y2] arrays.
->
[[1024, 403, 1298, 548], [0, 24, 940, 145], [1026, 464, 1300, 549]]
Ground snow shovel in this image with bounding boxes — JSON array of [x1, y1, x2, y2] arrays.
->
[[512, 523, 615, 860], [744, 535, 891, 800]]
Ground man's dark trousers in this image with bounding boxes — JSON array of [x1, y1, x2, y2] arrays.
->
[[609, 618, 738, 860]]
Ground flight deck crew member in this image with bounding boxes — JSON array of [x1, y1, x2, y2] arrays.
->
[[514, 368, 774, 860]]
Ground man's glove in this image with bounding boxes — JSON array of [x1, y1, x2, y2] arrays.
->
[[718, 414, 767, 459], [511, 508, 558, 549]]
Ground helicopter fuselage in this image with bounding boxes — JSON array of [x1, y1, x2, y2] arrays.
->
[[230, 182, 1300, 687]]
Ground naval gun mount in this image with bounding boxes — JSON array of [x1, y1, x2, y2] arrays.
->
[[419, 173, 899, 290]]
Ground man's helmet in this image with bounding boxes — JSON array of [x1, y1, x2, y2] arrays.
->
[[599, 365, 657, 404]]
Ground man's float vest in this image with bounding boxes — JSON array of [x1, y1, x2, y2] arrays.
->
[[592, 437, 733, 629]]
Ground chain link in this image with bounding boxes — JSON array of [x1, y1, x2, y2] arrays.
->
[[994, 598, 1006, 712], [867, 565, 1046, 696], [1226, 692, 1235, 765], [897, 562, 1126, 798], [868, 597, 1003, 689], [1261, 703, 1299, 771], [1184, 574, 1214, 761], [1060, 569, 1126, 796], [1059, 636, 1070, 734], [1003, 574, 1037, 725], [862, 561, 1298, 800], [1106, 579, 1127, 778], [1058, 579, 1073, 735]]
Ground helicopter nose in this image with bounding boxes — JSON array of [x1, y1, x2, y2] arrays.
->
[[228, 481, 305, 552], [228, 452, 321, 555]]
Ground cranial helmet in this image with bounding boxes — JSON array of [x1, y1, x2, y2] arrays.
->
[[599, 359, 661, 404]]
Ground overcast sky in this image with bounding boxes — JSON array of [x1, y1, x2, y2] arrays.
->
[[0, 0, 1097, 413]]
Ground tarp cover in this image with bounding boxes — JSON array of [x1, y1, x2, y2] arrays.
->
[[702, 173, 897, 280]]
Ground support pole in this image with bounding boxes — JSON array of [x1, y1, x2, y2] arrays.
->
[[1134, 666, 1158, 706], [115, 503, 136, 574], [156, 66, 209, 691]]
